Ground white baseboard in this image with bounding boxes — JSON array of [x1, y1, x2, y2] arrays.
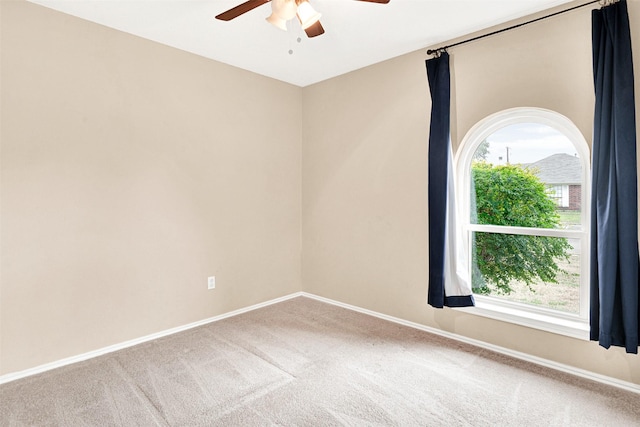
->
[[3, 290, 638, 395], [0, 292, 304, 385], [300, 292, 640, 395]]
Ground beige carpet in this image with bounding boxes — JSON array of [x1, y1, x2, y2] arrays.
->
[[1, 296, 638, 426]]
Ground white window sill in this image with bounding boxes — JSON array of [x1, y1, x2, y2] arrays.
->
[[456, 296, 590, 340]]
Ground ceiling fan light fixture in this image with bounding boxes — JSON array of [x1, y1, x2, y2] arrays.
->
[[273, 0, 297, 19], [266, 0, 296, 30], [266, 13, 288, 31], [296, 1, 321, 30]]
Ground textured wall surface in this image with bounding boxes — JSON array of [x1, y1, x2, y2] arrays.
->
[[1, 0, 302, 374]]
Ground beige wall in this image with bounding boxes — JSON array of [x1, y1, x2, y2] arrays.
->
[[3, 0, 640, 386], [302, 0, 640, 385], [0, 1, 302, 374]]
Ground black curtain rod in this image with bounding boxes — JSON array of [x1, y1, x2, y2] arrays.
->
[[426, 0, 603, 55]]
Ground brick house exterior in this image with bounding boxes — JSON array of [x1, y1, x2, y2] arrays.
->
[[525, 153, 581, 211]]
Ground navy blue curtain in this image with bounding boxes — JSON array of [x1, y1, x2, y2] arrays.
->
[[590, 0, 639, 353], [426, 52, 474, 309], [426, 53, 450, 308]]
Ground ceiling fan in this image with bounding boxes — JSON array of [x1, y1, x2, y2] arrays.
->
[[216, 0, 390, 38]]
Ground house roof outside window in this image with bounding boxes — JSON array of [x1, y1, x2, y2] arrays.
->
[[524, 153, 581, 185]]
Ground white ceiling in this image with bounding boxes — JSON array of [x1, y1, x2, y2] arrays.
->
[[26, 0, 575, 87]]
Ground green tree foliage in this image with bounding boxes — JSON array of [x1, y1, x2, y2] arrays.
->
[[471, 162, 571, 295]]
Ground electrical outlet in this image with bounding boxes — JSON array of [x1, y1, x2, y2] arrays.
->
[[207, 276, 216, 290]]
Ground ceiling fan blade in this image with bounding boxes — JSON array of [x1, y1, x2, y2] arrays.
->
[[215, 0, 270, 21], [304, 20, 325, 38], [355, 0, 390, 3]]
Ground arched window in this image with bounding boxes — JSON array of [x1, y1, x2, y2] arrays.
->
[[455, 108, 590, 338]]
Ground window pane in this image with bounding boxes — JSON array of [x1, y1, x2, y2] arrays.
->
[[471, 232, 580, 314], [471, 123, 582, 228]]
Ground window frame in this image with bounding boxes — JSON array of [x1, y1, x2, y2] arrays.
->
[[548, 185, 570, 208], [454, 108, 591, 340]]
